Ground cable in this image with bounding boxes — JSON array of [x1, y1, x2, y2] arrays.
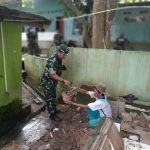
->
[[58, 5, 150, 21], [1, 2, 150, 22]]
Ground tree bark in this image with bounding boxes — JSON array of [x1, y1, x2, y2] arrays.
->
[[92, 0, 105, 48], [62, 0, 118, 48], [92, 0, 118, 49]]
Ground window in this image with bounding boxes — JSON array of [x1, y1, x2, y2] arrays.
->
[[72, 19, 83, 35], [123, 15, 147, 23], [124, 11, 132, 15], [140, 10, 148, 14]]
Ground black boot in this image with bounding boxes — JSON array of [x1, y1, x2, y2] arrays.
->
[[49, 114, 62, 122], [55, 110, 60, 114], [41, 105, 46, 112]]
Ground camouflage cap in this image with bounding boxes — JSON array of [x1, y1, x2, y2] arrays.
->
[[94, 84, 106, 94], [58, 44, 69, 55]]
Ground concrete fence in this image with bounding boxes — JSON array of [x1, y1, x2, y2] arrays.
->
[[24, 48, 150, 101]]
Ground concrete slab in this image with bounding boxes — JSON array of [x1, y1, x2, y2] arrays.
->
[[15, 116, 50, 148], [124, 138, 150, 150]]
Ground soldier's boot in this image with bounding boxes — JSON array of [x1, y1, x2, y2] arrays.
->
[[49, 114, 62, 122]]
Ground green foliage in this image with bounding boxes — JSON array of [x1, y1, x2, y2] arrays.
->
[[125, 0, 132, 3], [121, 0, 150, 3], [64, 4, 75, 17], [58, 0, 75, 17], [59, 0, 93, 16], [21, 0, 34, 9], [73, 0, 93, 14]]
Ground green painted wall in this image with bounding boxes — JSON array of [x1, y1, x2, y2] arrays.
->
[[24, 48, 150, 101], [24, 55, 47, 83], [0, 22, 22, 107], [0, 22, 22, 136]]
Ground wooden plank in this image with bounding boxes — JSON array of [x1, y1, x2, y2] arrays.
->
[[83, 118, 124, 150]]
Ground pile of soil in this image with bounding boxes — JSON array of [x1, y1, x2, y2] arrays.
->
[[21, 78, 93, 149], [30, 107, 92, 150]]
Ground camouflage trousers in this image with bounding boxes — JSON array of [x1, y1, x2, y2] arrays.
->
[[43, 87, 57, 116], [28, 40, 41, 56]]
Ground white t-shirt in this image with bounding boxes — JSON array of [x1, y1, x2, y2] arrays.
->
[[87, 91, 112, 118]]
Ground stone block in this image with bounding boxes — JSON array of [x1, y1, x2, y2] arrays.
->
[[121, 112, 132, 122], [109, 100, 125, 119]]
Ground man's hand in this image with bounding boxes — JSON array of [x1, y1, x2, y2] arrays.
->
[[67, 100, 74, 105], [63, 80, 70, 86], [79, 88, 88, 94]]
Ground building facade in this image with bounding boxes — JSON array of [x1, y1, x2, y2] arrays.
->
[[6, 0, 83, 46], [110, 2, 150, 51]]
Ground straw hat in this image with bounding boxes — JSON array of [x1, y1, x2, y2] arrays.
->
[[94, 84, 106, 94]]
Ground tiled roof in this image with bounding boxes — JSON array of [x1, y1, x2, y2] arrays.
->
[[0, 6, 51, 27]]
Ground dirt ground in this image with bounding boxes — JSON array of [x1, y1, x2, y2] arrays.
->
[[1, 108, 92, 150], [20, 80, 92, 149], [0, 85, 92, 150], [30, 108, 92, 150], [1, 83, 150, 150]]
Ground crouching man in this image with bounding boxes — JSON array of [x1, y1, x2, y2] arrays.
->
[[69, 84, 112, 128]]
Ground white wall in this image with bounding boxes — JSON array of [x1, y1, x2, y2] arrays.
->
[[22, 32, 56, 49]]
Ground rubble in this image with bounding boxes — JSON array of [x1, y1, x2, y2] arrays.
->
[[121, 112, 132, 122], [37, 144, 50, 150], [49, 132, 53, 138], [121, 112, 150, 144], [121, 112, 150, 128], [0, 141, 20, 150], [109, 98, 126, 118], [1, 82, 149, 149], [53, 128, 59, 132], [57, 104, 70, 112]]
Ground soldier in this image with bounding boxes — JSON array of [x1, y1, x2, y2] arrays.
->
[[115, 33, 129, 50], [27, 27, 40, 56], [53, 31, 63, 46], [41, 44, 70, 122]]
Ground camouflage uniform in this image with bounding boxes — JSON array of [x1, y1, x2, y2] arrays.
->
[[54, 33, 63, 46], [27, 28, 40, 56], [41, 54, 64, 116]]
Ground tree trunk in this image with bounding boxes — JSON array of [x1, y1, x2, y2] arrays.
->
[[62, 0, 118, 48], [92, 0, 118, 49], [92, 0, 105, 48]]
